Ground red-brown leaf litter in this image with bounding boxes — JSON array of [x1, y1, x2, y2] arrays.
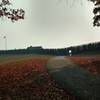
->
[[70, 56, 100, 75], [0, 57, 75, 100]]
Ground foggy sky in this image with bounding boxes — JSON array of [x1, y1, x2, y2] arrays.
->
[[0, 0, 100, 50]]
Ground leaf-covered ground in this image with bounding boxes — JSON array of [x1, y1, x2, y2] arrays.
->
[[0, 56, 75, 100], [70, 56, 100, 75]]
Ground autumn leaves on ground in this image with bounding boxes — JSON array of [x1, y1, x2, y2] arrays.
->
[[0, 55, 100, 100], [0, 55, 74, 100], [70, 56, 100, 75]]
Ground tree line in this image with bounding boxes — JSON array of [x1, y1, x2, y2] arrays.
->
[[0, 42, 100, 55]]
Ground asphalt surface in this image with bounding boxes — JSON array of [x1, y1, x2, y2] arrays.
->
[[47, 56, 100, 100]]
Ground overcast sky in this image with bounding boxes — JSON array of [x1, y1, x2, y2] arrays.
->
[[0, 0, 100, 50]]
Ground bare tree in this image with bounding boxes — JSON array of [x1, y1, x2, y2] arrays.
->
[[0, 0, 25, 22]]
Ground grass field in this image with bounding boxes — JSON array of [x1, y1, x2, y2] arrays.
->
[[0, 55, 42, 64], [0, 55, 74, 100], [0, 54, 100, 100], [70, 55, 100, 75]]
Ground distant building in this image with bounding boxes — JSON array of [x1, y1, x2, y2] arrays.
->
[[27, 46, 43, 50]]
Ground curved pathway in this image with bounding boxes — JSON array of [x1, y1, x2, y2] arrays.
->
[[47, 56, 100, 100]]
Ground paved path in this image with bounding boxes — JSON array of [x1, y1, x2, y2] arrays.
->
[[47, 56, 100, 100]]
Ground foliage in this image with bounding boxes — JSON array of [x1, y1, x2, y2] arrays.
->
[[0, 0, 25, 22], [67, 42, 100, 55], [0, 0, 100, 26], [0, 41, 100, 55], [88, 0, 100, 26]]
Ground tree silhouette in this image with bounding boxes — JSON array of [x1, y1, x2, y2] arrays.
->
[[88, 0, 100, 26], [0, 0, 25, 22], [0, 0, 100, 26]]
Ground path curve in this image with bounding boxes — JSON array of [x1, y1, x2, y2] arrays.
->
[[47, 56, 100, 100]]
